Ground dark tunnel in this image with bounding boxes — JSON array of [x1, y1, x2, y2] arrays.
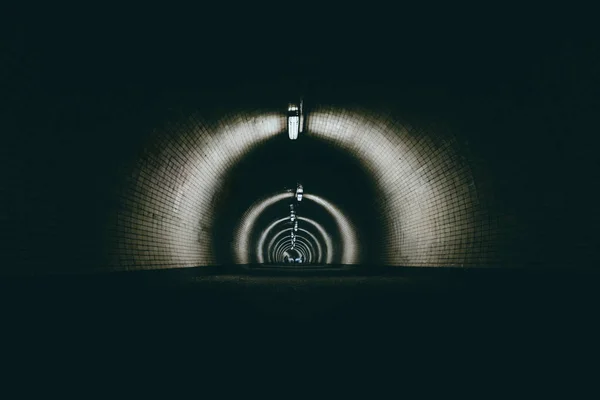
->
[[2, 4, 600, 380], [210, 128, 383, 265]]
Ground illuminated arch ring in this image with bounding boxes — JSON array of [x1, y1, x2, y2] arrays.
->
[[276, 239, 311, 263], [269, 230, 319, 264], [273, 236, 311, 261], [262, 219, 320, 263], [235, 193, 358, 264], [273, 236, 313, 263], [234, 193, 293, 264], [266, 228, 321, 263], [282, 249, 305, 263], [279, 242, 309, 263], [258, 216, 332, 264], [304, 194, 358, 264], [274, 237, 313, 263], [269, 232, 316, 263]]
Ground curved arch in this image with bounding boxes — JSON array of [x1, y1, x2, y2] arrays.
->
[[284, 243, 310, 263], [298, 217, 333, 264], [113, 112, 286, 269], [234, 192, 293, 264], [271, 229, 319, 264], [268, 231, 316, 263], [275, 239, 311, 263], [283, 248, 308, 263], [296, 229, 323, 264], [260, 218, 298, 263], [282, 249, 305, 263], [265, 228, 322, 263], [273, 236, 311, 261], [277, 242, 308, 263], [273, 236, 312, 263], [237, 192, 358, 264], [304, 193, 359, 264], [307, 107, 480, 266], [257, 216, 333, 264], [275, 236, 314, 264], [275, 237, 314, 263]]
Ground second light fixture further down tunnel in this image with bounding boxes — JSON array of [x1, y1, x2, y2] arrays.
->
[[235, 191, 355, 265], [109, 106, 498, 270]]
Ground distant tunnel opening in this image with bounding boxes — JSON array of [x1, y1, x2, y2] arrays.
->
[[211, 132, 383, 265]]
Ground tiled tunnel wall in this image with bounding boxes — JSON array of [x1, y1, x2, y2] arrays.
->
[[105, 105, 510, 271], [105, 109, 286, 270], [2, 13, 596, 275], [308, 106, 509, 266]]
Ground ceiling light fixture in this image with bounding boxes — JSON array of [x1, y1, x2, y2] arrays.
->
[[288, 103, 300, 140], [296, 184, 303, 202]]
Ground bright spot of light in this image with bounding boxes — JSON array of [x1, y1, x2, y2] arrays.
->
[[288, 116, 299, 140]]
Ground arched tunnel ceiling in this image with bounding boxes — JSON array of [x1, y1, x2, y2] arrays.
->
[[108, 103, 494, 270], [2, 9, 598, 274]]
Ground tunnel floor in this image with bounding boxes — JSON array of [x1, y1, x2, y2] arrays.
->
[[2, 266, 599, 381], [3, 266, 599, 322]]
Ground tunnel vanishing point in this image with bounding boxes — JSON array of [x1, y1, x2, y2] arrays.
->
[[2, 15, 597, 275], [105, 102, 502, 271]]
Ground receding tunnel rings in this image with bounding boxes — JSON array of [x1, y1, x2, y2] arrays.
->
[[260, 217, 325, 264], [294, 237, 316, 262], [282, 249, 305, 263], [259, 216, 333, 264], [259, 217, 328, 264], [303, 194, 358, 265], [266, 228, 322, 263], [277, 236, 315, 263], [275, 239, 311, 263], [272, 235, 314, 263], [286, 242, 312, 263], [282, 251, 300, 262], [270, 233, 310, 263], [279, 243, 309, 263], [234, 193, 293, 264], [296, 217, 334, 264], [273, 237, 311, 262], [279, 243, 307, 262], [282, 248, 308, 263], [294, 228, 322, 263], [272, 237, 310, 261], [234, 191, 359, 265]]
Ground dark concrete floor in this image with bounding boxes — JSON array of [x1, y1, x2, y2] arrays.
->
[[3, 265, 599, 325], [2, 265, 599, 382]]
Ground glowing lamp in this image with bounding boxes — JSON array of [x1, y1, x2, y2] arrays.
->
[[288, 104, 300, 140], [296, 184, 303, 201]]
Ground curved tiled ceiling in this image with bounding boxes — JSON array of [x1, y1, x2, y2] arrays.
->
[[3, 9, 593, 275], [107, 104, 501, 270]]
